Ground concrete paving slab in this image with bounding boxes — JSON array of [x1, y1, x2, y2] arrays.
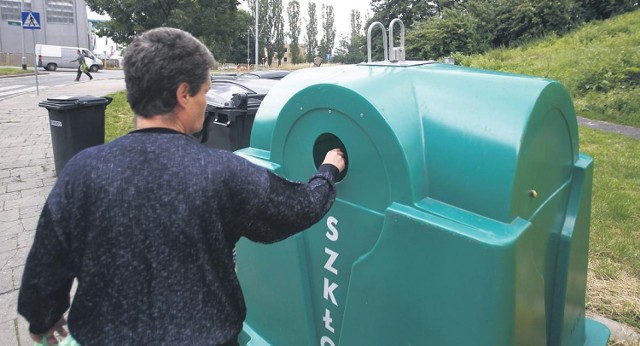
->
[[0, 78, 126, 344], [0, 319, 19, 346]]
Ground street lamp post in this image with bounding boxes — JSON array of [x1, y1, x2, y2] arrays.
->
[[255, 0, 259, 71], [21, 0, 26, 70]]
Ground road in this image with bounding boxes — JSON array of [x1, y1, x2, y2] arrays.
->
[[0, 68, 124, 101]]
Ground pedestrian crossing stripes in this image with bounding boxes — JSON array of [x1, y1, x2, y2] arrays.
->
[[0, 85, 49, 98]]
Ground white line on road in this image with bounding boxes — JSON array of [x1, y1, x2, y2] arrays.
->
[[0, 85, 26, 92], [0, 86, 50, 97]]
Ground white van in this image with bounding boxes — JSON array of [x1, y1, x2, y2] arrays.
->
[[35, 44, 104, 72]]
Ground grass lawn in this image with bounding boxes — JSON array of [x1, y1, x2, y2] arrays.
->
[[580, 127, 640, 332], [0, 67, 32, 76]]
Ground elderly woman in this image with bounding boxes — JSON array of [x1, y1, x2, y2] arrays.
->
[[19, 27, 345, 345]]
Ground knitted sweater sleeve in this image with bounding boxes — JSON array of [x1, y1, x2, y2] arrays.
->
[[228, 162, 339, 244], [17, 178, 75, 335]]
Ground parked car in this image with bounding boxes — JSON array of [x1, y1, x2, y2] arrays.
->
[[210, 73, 239, 81], [210, 70, 290, 82], [238, 70, 290, 80]]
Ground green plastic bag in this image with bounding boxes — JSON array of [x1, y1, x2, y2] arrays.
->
[[81, 61, 89, 73], [35, 334, 81, 346]]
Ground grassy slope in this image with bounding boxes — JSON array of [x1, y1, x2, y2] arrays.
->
[[458, 9, 640, 128]]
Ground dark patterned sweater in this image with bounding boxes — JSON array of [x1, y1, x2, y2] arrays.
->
[[18, 128, 338, 345]]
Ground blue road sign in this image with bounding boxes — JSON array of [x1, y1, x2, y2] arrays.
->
[[22, 11, 41, 29]]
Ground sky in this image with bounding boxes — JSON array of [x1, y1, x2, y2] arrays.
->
[[238, 0, 373, 39]]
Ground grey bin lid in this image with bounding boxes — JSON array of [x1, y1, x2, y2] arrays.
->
[[39, 95, 113, 110], [207, 79, 278, 108]]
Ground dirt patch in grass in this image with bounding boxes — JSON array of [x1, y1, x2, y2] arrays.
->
[[587, 259, 640, 337]]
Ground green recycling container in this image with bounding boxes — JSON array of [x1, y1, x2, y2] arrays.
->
[[233, 60, 609, 345]]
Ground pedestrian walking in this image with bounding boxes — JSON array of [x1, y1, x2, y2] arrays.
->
[[71, 49, 92, 81], [18, 27, 345, 345]]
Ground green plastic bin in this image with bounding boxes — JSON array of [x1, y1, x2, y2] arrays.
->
[[233, 21, 609, 346]]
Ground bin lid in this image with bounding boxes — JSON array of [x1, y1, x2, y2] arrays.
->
[[207, 79, 278, 108], [39, 95, 112, 110]]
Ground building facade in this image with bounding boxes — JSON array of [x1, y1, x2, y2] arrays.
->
[[0, 0, 90, 56], [267, 43, 306, 67]]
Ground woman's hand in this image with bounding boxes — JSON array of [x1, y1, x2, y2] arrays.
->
[[323, 148, 346, 173], [30, 317, 68, 345]]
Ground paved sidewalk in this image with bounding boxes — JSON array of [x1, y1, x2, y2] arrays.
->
[[0, 78, 125, 345]]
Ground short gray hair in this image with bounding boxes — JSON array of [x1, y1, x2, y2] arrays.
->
[[123, 27, 214, 117]]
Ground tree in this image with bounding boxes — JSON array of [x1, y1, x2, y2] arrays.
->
[[492, 0, 576, 47], [406, 7, 486, 60], [305, 2, 319, 63], [267, 0, 285, 66], [338, 9, 366, 64], [248, 0, 285, 67], [287, 1, 302, 64], [365, 0, 460, 61], [274, 8, 286, 66], [319, 4, 336, 59], [86, 0, 241, 61], [226, 10, 256, 64], [368, 0, 464, 29], [575, 0, 639, 21], [350, 9, 363, 39]]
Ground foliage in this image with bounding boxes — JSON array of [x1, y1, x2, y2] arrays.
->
[[305, 2, 319, 63], [372, 0, 637, 61], [273, 9, 286, 66], [268, 0, 285, 66], [406, 7, 487, 60], [491, 0, 577, 47], [224, 10, 255, 64], [369, 0, 464, 29], [333, 34, 367, 64], [575, 0, 640, 20], [287, 0, 302, 64], [332, 8, 367, 64], [319, 4, 336, 59], [86, 0, 242, 61]]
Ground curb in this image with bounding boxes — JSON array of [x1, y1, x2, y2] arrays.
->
[[578, 116, 640, 140], [588, 314, 640, 344], [0, 71, 49, 78]]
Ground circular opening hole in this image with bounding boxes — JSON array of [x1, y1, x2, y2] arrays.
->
[[313, 133, 348, 182]]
